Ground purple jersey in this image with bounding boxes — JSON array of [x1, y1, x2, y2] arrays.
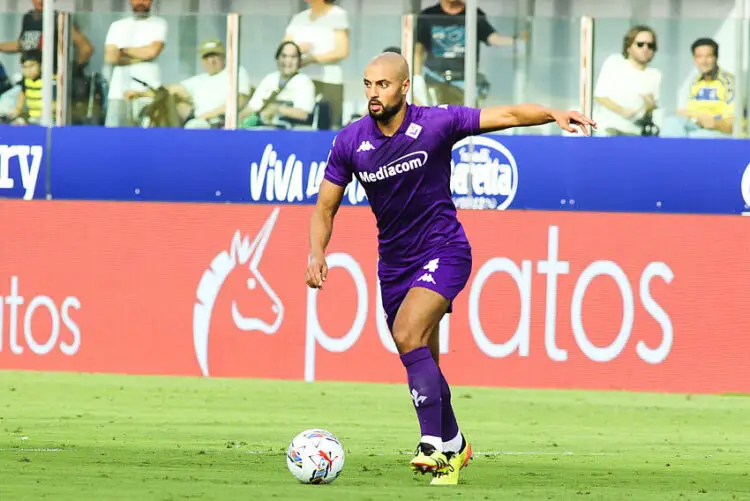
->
[[324, 104, 481, 264]]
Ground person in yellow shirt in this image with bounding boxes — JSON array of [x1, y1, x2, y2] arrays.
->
[[9, 49, 56, 125], [661, 38, 736, 138]]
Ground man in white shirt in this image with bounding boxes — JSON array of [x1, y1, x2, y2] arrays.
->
[[240, 41, 316, 129], [104, 0, 167, 127], [125, 39, 251, 129], [593, 26, 662, 136], [283, 0, 349, 129]]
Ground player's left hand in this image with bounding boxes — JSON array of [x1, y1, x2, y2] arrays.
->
[[552, 110, 596, 136]]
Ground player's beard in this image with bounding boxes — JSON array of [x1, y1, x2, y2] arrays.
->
[[369, 96, 404, 122]]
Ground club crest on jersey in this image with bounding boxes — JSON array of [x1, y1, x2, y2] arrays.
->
[[357, 151, 428, 184], [405, 123, 422, 139]]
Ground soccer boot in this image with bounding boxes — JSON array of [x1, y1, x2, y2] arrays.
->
[[431, 436, 473, 486], [409, 442, 451, 476]]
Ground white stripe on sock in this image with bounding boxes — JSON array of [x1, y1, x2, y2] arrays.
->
[[420, 435, 443, 452], [443, 430, 463, 453]]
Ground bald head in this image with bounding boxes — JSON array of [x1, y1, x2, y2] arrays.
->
[[364, 51, 410, 123], [367, 52, 410, 83]]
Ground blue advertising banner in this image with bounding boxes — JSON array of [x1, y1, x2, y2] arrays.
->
[[3, 124, 749, 215], [49, 126, 370, 205], [0, 126, 48, 201], [449, 134, 750, 215]]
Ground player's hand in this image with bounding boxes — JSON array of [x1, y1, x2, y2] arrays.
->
[[552, 109, 596, 136], [305, 252, 328, 289]]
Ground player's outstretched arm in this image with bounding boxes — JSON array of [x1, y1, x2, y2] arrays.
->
[[306, 179, 346, 289], [478, 104, 596, 136]]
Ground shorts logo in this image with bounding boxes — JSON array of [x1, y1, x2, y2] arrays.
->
[[417, 273, 436, 285], [423, 258, 440, 273], [450, 136, 518, 211], [357, 151, 428, 184], [192, 208, 284, 377]]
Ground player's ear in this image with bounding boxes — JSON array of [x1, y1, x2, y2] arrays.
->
[[402, 77, 410, 96]]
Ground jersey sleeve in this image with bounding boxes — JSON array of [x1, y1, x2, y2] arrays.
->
[[293, 77, 317, 114], [416, 13, 431, 48], [152, 18, 168, 43], [180, 75, 198, 96], [246, 74, 271, 112], [477, 10, 496, 44], [104, 22, 121, 47], [722, 74, 735, 118], [593, 55, 620, 99], [323, 135, 353, 187], [329, 7, 349, 30], [446, 105, 481, 140]]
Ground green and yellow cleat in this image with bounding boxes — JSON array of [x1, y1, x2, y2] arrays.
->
[[409, 443, 452, 476], [431, 437, 473, 486]]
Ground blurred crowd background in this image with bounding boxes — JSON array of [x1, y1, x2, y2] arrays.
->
[[0, 0, 746, 138]]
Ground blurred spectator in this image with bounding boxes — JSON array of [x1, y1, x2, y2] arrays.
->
[[7, 50, 55, 125], [0, 61, 13, 96], [104, 0, 167, 127], [414, 0, 516, 106], [0, 0, 94, 69], [240, 41, 316, 129], [283, 0, 349, 130], [125, 39, 251, 129], [593, 26, 662, 136], [661, 39, 736, 138]]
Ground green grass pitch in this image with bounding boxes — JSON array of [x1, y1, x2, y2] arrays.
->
[[0, 371, 748, 500]]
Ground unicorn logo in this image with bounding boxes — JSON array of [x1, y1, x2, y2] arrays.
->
[[193, 208, 284, 376]]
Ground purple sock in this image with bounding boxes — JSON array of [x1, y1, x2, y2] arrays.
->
[[439, 369, 460, 444], [400, 346, 442, 447]]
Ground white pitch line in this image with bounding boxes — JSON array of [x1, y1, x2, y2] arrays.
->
[[0, 448, 64, 452]]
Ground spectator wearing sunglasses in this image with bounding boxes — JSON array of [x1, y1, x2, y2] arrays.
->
[[593, 26, 662, 136]]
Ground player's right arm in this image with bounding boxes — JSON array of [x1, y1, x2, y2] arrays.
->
[[306, 137, 352, 289], [307, 180, 345, 288]]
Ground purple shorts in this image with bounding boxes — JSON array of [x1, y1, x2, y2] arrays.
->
[[378, 244, 472, 332]]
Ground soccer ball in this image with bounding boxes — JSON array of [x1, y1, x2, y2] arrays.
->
[[286, 428, 346, 484]]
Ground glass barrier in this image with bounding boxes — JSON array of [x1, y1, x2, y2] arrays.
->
[[409, 13, 581, 136], [485, 15, 581, 135], [237, 10, 312, 130], [342, 11, 405, 128], [592, 17, 746, 139], [65, 11, 231, 129], [0, 11, 45, 126], [245, 5, 405, 131], [411, 13, 467, 112], [13, 7, 748, 137]]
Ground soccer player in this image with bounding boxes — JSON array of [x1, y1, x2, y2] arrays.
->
[[304, 52, 594, 485]]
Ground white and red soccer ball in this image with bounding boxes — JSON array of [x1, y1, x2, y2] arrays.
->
[[286, 429, 346, 484]]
